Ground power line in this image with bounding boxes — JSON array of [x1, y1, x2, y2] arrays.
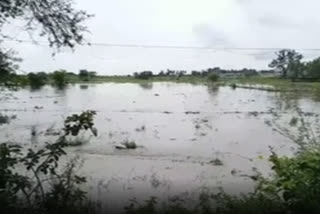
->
[[4, 39, 320, 52]]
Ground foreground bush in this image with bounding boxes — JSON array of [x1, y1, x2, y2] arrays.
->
[[125, 148, 320, 214], [0, 111, 97, 214]]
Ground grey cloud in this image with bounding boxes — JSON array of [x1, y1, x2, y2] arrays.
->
[[192, 24, 233, 47], [258, 14, 302, 29], [247, 51, 275, 61]]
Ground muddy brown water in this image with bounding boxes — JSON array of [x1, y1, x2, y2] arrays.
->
[[1, 82, 320, 212]]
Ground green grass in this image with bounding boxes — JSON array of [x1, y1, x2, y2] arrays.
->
[[228, 76, 320, 92], [67, 75, 209, 84]]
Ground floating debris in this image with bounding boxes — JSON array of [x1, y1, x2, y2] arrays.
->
[[210, 158, 224, 166], [135, 125, 146, 132], [34, 106, 44, 110], [0, 114, 10, 125], [66, 138, 89, 147], [185, 111, 200, 115], [31, 126, 37, 136], [154, 93, 160, 96], [115, 140, 138, 150], [163, 111, 172, 114], [248, 111, 259, 117], [231, 169, 238, 176]]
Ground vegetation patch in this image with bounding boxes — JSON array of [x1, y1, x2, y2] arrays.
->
[[0, 114, 10, 125], [210, 158, 224, 166], [116, 140, 138, 150], [0, 111, 97, 214]]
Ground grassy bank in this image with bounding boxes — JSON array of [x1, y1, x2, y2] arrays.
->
[[227, 76, 320, 93], [70, 75, 320, 95], [67, 75, 209, 84]]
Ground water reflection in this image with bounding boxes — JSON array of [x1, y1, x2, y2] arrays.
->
[[80, 84, 89, 90], [53, 86, 67, 96], [207, 84, 219, 96], [138, 82, 153, 90]]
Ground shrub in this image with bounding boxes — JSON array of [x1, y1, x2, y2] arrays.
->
[[208, 73, 219, 82], [257, 148, 320, 213], [133, 71, 153, 80], [28, 72, 48, 88], [52, 70, 67, 87], [125, 147, 320, 214]]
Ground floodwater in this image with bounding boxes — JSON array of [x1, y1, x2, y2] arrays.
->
[[1, 82, 320, 212]]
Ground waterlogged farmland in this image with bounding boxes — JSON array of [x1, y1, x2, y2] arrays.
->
[[1, 82, 320, 211]]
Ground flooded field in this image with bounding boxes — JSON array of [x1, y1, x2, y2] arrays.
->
[[1, 82, 320, 212]]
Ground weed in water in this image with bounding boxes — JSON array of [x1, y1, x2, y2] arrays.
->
[[289, 117, 298, 126], [0, 114, 9, 125], [116, 140, 138, 150], [210, 158, 224, 166]]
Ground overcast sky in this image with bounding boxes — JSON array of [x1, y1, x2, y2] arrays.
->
[[3, 0, 320, 75]]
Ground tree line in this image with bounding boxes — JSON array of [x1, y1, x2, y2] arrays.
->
[[133, 68, 270, 80]]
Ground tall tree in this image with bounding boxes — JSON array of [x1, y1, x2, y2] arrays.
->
[[305, 57, 320, 79], [0, 49, 20, 82], [269, 49, 303, 78], [0, 0, 91, 81]]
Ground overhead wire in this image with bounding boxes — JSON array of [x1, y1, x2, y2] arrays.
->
[[3, 39, 320, 52]]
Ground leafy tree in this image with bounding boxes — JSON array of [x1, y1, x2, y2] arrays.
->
[[269, 49, 303, 78], [89, 71, 97, 78], [52, 70, 67, 87], [79, 69, 89, 81], [191, 71, 201, 76], [0, 0, 91, 80], [288, 61, 305, 81], [134, 71, 153, 80], [0, 0, 92, 49], [0, 49, 21, 83], [27, 72, 48, 88], [305, 57, 320, 80], [158, 70, 165, 76], [165, 69, 175, 76], [176, 70, 187, 77]]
